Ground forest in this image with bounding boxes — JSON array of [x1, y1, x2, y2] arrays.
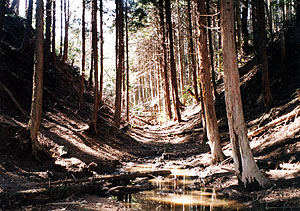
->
[[0, 0, 300, 210]]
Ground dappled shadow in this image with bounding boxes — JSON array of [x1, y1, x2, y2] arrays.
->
[[253, 137, 300, 161]]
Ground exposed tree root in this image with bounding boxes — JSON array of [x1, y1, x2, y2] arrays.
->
[[0, 79, 27, 116], [248, 106, 300, 138]]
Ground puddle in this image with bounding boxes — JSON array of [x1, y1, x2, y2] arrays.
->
[[117, 164, 244, 210]]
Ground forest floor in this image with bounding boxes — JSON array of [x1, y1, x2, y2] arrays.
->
[[0, 16, 300, 210]]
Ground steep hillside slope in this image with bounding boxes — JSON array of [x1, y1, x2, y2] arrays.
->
[[0, 13, 155, 199]]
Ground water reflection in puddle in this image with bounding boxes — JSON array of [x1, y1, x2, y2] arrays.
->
[[119, 164, 243, 210]]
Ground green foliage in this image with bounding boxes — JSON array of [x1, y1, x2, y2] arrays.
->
[[68, 18, 81, 66], [126, 0, 153, 32]]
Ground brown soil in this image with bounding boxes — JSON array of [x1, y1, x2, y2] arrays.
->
[[1, 13, 300, 211]]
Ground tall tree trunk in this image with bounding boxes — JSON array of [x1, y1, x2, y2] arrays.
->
[[20, 0, 33, 51], [165, 0, 181, 122], [0, 0, 6, 39], [188, 0, 199, 103], [99, 0, 104, 103], [220, 0, 270, 189], [199, 85, 208, 143], [16, 0, 19, 14], [252, 0, 273, 110], [52, 0, 56, 63], [10, 0, 19, 14], [206, 0, 218, 99], [265, 0, 273, 39], [63, 0, 69, 63], [241, 0, 250, 54], [90, 0, 99, 133], [176, 0, 185, 102], [89, 52, 94, 87], [45, 0, 52, 73], [114, 0, 124, 127], [196, 0, 225, 164], [79, 0, 86, 109], [60, 0, 63, 56], [158, 0, 172, 120], [217, 0, 222, 75], [28, 0, 44, 153], [125, 0, 129, 121]]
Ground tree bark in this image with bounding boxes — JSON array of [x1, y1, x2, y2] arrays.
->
[[52, 0, 56, 63], [114, 0, 124, 127], [158, 0, 172, 120], [20, 0, 33, 52], [60, 0, 63, 56], [99, 0, 104, 103], [252, 0, 273, 110], [89, 51, 94, 87], [45, 0, 52, 73], [176, 0, 185, 102], [206, 0, 218, 98], [62, 0, 69, 63], [79, 0, 86, 109], [125, 0, 130, 121], [90, 0, 99, 133], [196, 0, 225, 164], [165, 0, 181, 122], [199, 85, 208, 143], [220, 0, 270, 189], [28, 0, 44, 153], [188, 0, 199, 103]]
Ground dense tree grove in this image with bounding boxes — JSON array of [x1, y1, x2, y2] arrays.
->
[[6, 0, 299, 190]]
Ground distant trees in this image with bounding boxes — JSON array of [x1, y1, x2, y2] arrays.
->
[[20, 0, 33, 51], [158, 0, 172, 120], [220, 0, 270, 188], [60, 0, 63, 55], [188, 0, 199, 103], [241, 0, 250, 54], [165, 0, 181, 122], [79, 0, 86, 109], [52, 0, 56, 63], [45, 0, 52, 72], [252, 0, 273, 110], [28, 0, 44, 153]]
